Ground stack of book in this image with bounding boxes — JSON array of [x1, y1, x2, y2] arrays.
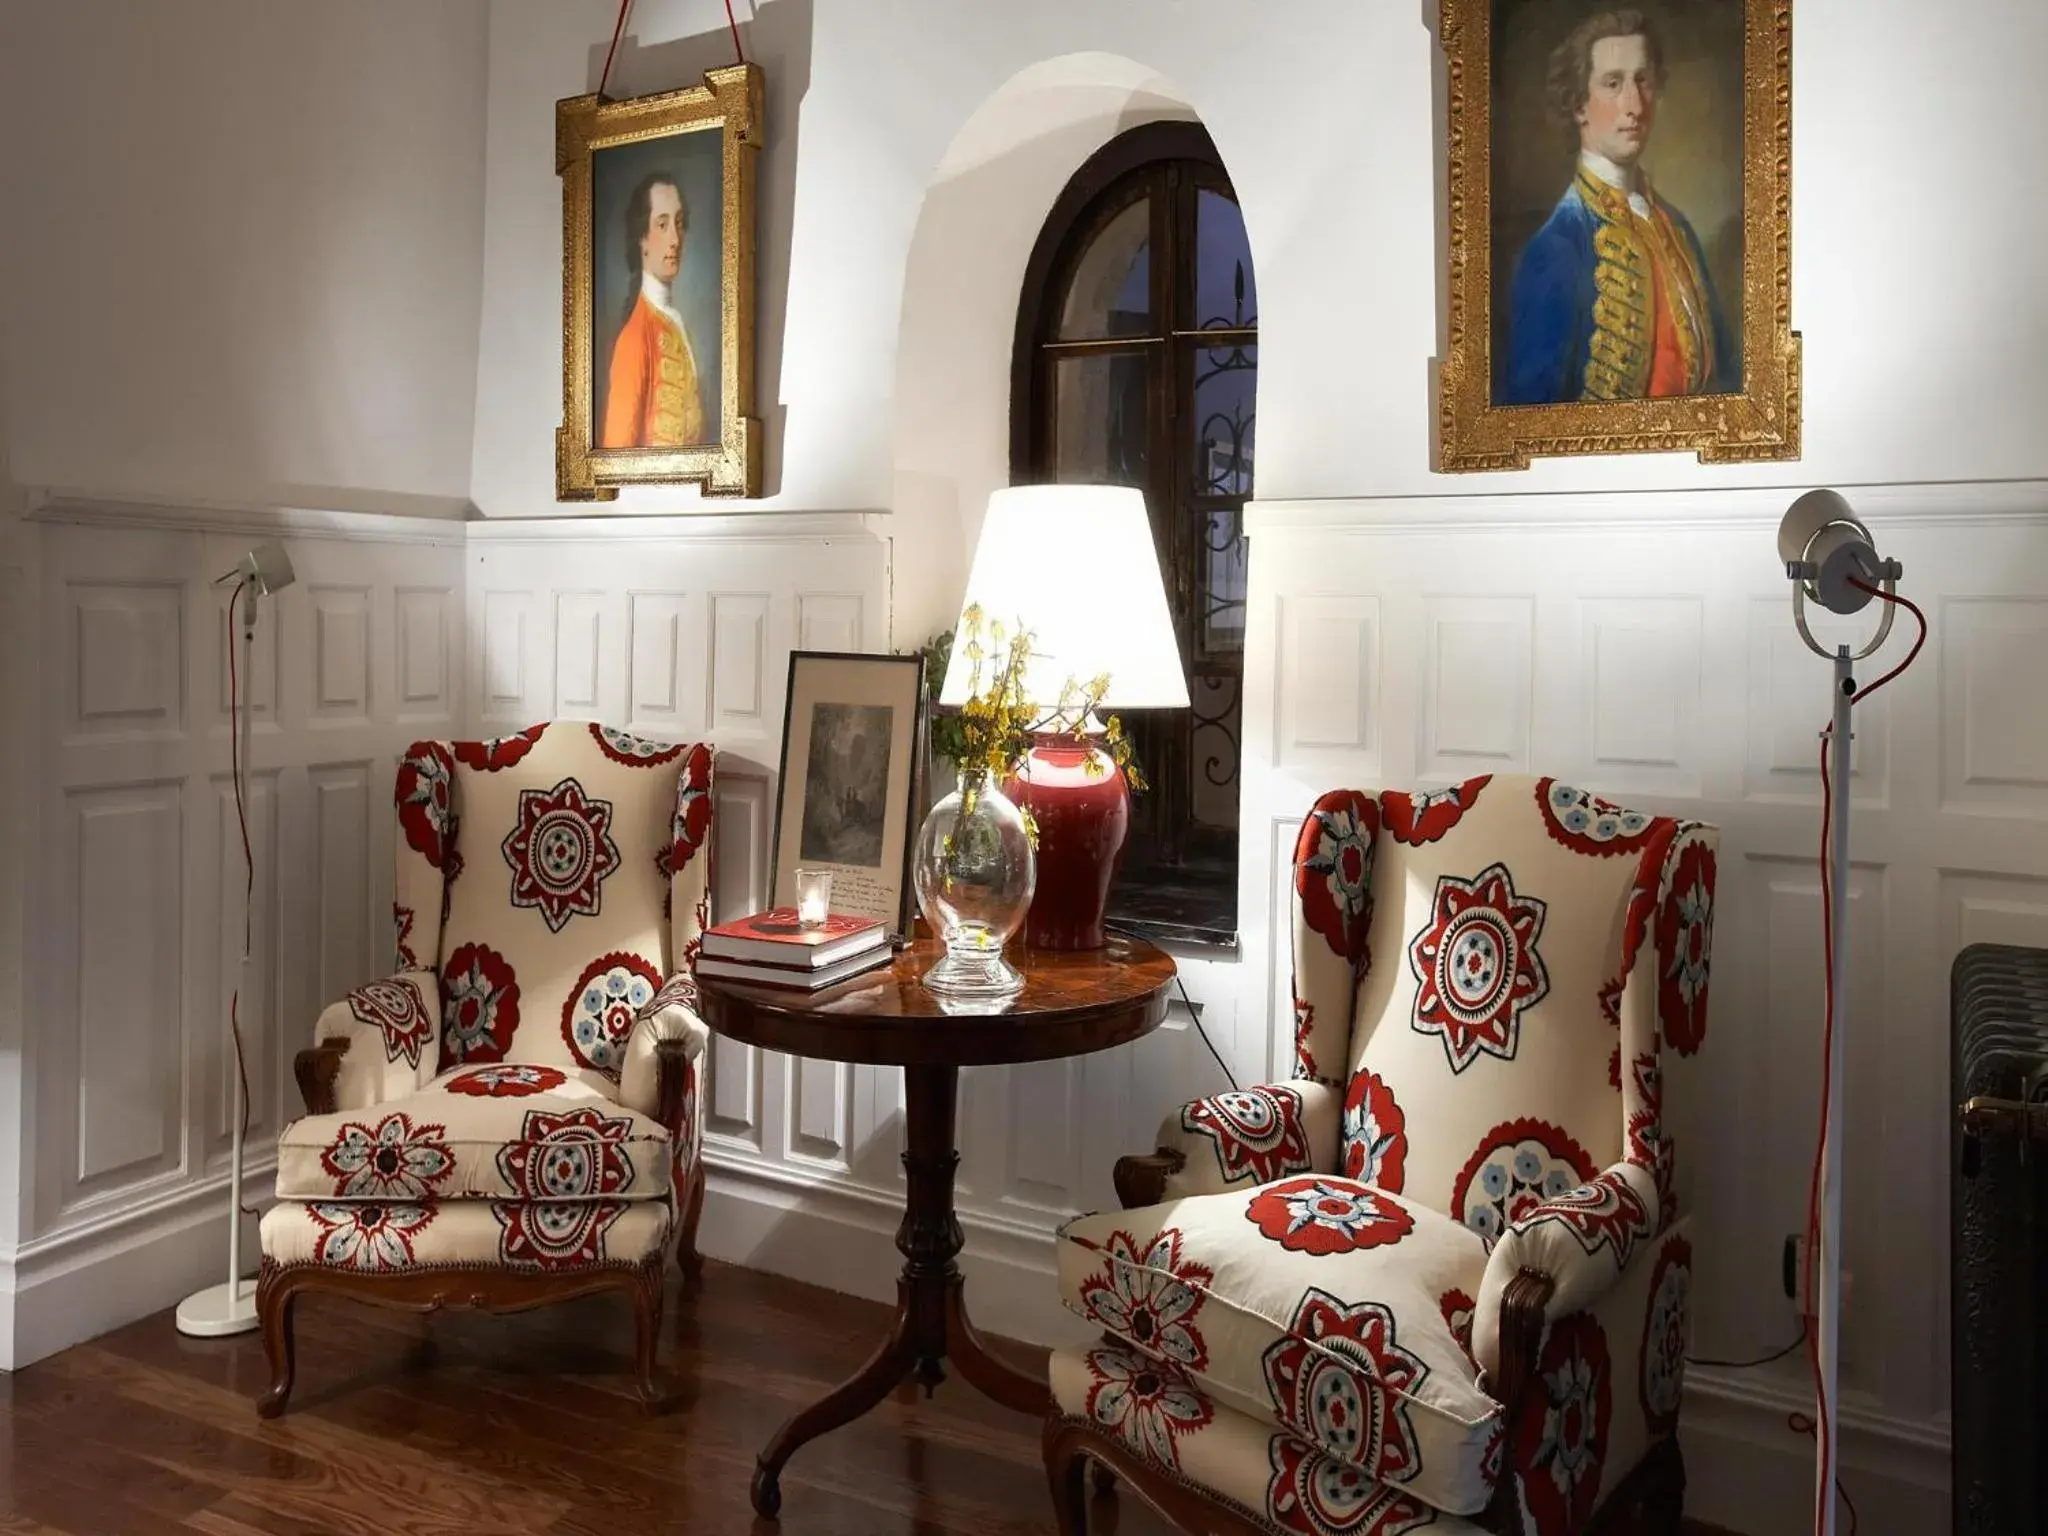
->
[[695, 908, 893, 989]]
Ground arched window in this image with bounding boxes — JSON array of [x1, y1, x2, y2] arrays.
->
[[1012, 122, 1254, 944]]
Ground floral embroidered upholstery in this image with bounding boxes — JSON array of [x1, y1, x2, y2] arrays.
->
[[264, 721, 714, 1282], [1057, 1188, 1502, 1515], [1050, 1341, 1491, 1536], [274, 1068, 674, 1203], [1059, 775, 1718, 1534]]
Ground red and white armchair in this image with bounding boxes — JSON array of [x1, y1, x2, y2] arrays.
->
[[256, 720, 714, 1415], [1045, 775, 1716, 1535]]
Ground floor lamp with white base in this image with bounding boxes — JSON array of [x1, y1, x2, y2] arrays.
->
[[176, 541, 295, 1339]]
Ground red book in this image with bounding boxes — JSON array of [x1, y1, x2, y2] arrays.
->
[[700, 908, 887, 969]]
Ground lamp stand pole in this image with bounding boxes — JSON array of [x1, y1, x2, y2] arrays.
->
[[1814, 645, 1852, 1536], [175, 581, 261, 1338]]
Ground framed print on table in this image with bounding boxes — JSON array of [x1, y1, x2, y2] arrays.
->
[[1436, 0, 1799, 471], [556, 63, 763, 501], [770, 652, 927, 938]]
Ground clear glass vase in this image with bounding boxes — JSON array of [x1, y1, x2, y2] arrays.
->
[[913, 768, 1036, 999]]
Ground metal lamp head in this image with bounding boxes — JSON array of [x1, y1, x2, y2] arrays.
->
[[1778, 490, 1903, 659]]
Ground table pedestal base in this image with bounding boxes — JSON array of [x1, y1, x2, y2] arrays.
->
[[750, 1063, 1045, 1519]]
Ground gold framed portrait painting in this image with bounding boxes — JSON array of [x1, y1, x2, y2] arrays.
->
[[1437, 0, 1799, 471], [556, 64, 762, 500]]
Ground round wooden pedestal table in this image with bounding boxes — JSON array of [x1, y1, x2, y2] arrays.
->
[[695, 933, 1175, 1519]]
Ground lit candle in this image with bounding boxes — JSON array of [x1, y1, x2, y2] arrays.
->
[[795, 868, 833, 929]]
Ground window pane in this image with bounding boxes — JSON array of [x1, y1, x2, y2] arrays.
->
[[1198, 506, 1247, 655], [1195, 190, 1256, 331], [1193, 344, 1255, 496], [1052, 352, 1150, 485], [1058, 198, 1151, 339]]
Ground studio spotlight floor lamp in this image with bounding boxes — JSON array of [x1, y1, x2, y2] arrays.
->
[[1778, 489, 1924, 1536], [176, 541, 295, 1338]]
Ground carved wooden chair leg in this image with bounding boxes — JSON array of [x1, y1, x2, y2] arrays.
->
[[677, 1158, 707, 1283], [255, 1267, 297, 1420], [1042, 1418, 1091, 1536], [1641, 1436, 1685, 1535], [630, 1262, 669, 1414]]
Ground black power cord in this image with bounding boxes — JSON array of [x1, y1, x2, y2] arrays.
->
[[1686, 1321, 1807, 1370], [1104, 922, 1239, 1093]]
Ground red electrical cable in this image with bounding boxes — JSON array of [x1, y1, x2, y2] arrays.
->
[[598, 0, 634, 100], [724, 0, 747, 65], [1804, 577, 1927, 1535]]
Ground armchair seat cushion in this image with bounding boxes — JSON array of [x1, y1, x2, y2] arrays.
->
[[1057, 1181, 1503, 1517], [275, 1065, 673, 1205], [1051, 1340, 1491, 1536], [261, 1196, 671, 1274]]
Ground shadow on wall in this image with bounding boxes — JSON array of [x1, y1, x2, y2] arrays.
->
[[887, 54, 1204, 652], [587, 0, 814, 502]]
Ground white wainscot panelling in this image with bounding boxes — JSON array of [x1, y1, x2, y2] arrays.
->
[[67, 782, 184, 1203], [706, 763, 771, 1154], [308, 586, 372, 726], [554, 591, 604, 715], [308, 762, 375, 1005], [211, 584, 278, 726], [208, 771, 280, 1156], [480, 589, 534, 726], [797, 592, 864, 652], [709, 592, 770, 735], [627, 592, 703, 737], [1745, 595, 1891, 806], [788, 1057, 853, 1167], [1940, 597, 2048, 817], [1002, 1058, 1082, 1214], [1421, 595, 1532, 780], [1277, 594, 1379, 772], [1577, 596, 1702, 796], [395, 587, 454, 722], [1940, 868, 2048, 951], [70, 581, 185, 739]]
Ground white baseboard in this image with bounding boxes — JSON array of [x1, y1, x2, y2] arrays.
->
[[0, 1171, 266, 1371], [698, 1163, 1954, 1536]]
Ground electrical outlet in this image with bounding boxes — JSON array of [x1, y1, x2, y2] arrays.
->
[[1782, 1232, 1807, 1309]]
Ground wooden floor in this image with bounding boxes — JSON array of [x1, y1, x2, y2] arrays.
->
[[0, 1259, 1736, 1534]]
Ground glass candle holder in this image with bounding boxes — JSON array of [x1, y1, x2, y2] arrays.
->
[[794, 868, 833, 929]]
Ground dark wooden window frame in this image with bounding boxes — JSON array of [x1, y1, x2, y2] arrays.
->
[[1010, 122, 1252, 949]]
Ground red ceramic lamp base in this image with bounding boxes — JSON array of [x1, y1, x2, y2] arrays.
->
[[1004, 733, 1130, 950]]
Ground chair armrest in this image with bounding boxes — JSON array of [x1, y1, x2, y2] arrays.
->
[[1472, 1159, 1661, 1384], [618, 974, 709, 1176], [1112, 1079, 1341, 1206], [296, 971, 440, 1114]]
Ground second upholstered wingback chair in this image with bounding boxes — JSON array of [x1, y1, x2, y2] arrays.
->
[[255, 720, 714, 1415], [1043, 774, 1718, 1536]]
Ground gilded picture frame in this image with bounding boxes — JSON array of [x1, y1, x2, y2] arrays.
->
[[1436, 0, 1799, 472], [556, 64, 763, 500]]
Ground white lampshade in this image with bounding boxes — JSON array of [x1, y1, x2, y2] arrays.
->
[[938, 485, 1190, 710]]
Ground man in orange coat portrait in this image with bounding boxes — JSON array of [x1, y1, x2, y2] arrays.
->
[[601, 172, 707, 448]]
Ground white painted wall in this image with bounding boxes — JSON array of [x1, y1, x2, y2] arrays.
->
[[0, 0, 489, 513]]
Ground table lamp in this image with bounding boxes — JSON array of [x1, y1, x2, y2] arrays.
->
[[939, 485, 1189, 949]]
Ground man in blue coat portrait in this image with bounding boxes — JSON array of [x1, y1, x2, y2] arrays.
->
[[1499, 9, 1735, 406]]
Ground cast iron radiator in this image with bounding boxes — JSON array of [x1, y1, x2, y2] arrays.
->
[[1953, 942, 2048, 1534]]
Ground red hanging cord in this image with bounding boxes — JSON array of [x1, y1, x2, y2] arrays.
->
[[598, 0, 634, 100], [724, 0, 747, 65]]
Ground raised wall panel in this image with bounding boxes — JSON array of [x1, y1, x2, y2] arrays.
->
[[212, 772, 278, 1146], [481, 590, 532, 723], [70, 582, 184, 738], [798, 593, 863, 653], [1579, 596, 1702, 794], [554, 592, 604, 715], [309, 586, 372, 724], [1004, 1059, 1081, 1212], [1745, 597, 1890, 805], [712, 766, 770, 921], [213, 588, 278, 724], [70, 783, 183, 1193], [1278, 594, 1379, 767], [309, 763, 373, 1005], [627, 592, 697, 734], [789, 1058, 851, 1166], [1940, 869, 2048, 951], [709, 593, 770, 735], [1941, 597, 2048, 816], [1421, 596, 1533, 779], [395, 587, 453, 716], [708, 1037, 762, 1149]]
